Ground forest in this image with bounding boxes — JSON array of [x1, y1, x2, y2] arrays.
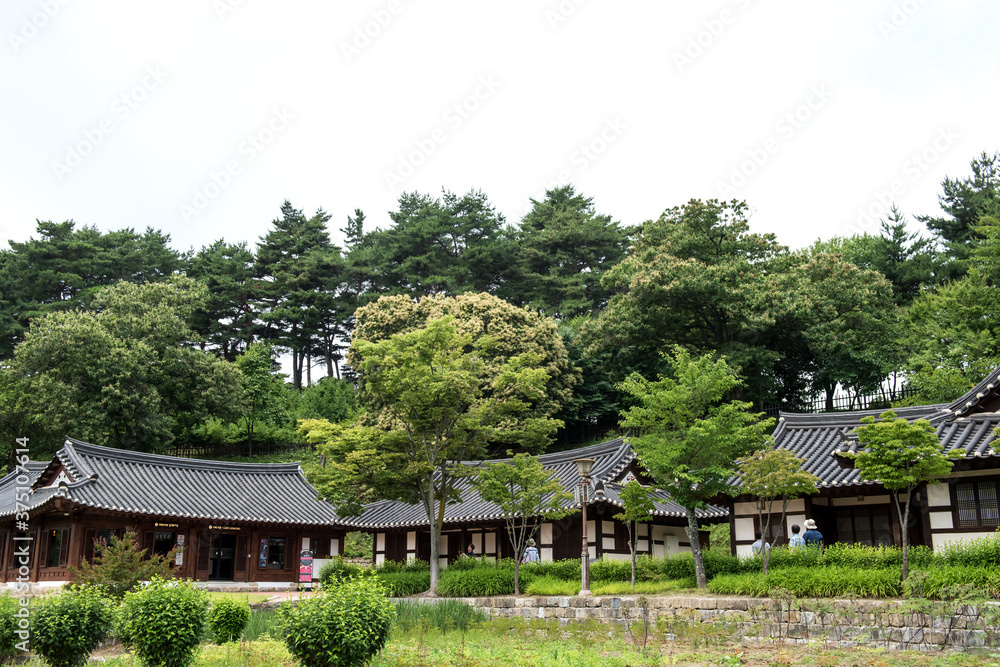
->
[[1, 151, 998, 463]]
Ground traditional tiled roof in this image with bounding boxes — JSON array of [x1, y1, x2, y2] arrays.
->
[[338, 439, 727, 529], [0, 438, 336, 526], [0, 462, 55, 519], [774, 368, 1000, 491]]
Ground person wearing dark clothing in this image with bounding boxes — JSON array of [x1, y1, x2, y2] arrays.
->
[[802, 519, 824, 548]]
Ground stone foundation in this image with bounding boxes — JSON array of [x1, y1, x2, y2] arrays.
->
[[423, 595, 1000, 650]]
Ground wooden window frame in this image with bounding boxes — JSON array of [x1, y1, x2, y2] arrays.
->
[[835, 506, 893, 547], [951, 479, 1000, 529]]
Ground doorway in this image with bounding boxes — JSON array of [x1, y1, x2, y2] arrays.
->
[[209, 534, 236, 580]]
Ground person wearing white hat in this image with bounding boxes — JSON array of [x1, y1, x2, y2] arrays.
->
[[522, 538, 539, 563], [802, 519, 824, 548]]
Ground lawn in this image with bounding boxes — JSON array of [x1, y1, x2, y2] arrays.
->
[[204, 591, 272, 604]]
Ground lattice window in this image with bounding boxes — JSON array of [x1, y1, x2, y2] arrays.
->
[[955, 481, 1000, 528], [835, 507, 893, 546]]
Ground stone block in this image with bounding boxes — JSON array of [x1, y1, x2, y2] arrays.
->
[[558, 597, 570, 608]]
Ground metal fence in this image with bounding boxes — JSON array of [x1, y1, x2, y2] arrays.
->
[[763, 385, 918, 418]]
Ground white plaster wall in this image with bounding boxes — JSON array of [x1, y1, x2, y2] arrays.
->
[[602, 521, 615, 536], [602, 536, 615, 550], [406, 531, 416, 550], [637, 524, 648, 537], [472, 533, 482, 552], [735, 518, 754, 542], [375, 553, 385, 565], [734, 501, 757, 515], [541, 523, 553, 544], [927, 484, 951, 507], [735, 499, 806, 515], [376, 533, 385, 551], [302, 537, 310, 550], [541, 547, 553, 561], [603, 552, 630, 561], [637, 539, 649, 552], [439, 534, 447, 555], [587, 520, 596, 542], [485, 532, 495, 553], [666, 534, 679, 553], [929, 512, 954, 530], [736, 544, 754, 557], [331, 538, 339, 556], [786, 514, 806, 535]]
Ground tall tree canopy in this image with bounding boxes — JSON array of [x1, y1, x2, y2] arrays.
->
[[501, 185, 633, 318], [255, 201, 346, 388], [369, 189, 511, 296], [0, 220, 184, 358], [349, 291, 577, 422], [11, 276, 241, 454], [187, 239, 257, 361]]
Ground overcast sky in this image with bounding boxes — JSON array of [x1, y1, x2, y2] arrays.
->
[[2, 1, 998, 255]]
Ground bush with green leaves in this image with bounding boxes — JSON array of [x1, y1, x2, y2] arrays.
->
[[318, 557, 363, 588], [935, 531, 1000, 568], [117, 578, 209, 667], [435, 560, 525, 597], [30, 586, 113, 667], [277, 575, 395, 667], [707, 566, 901, 598], [377, 571, 430, 597], [904, 566, 1000, 599], [520, 558, 579, 581], [0, 595, 20, 663], [69, 531, 176, 600], [208, 597, 251, 643]]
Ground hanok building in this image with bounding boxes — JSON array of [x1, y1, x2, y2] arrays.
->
[[340, 439, 727, 567], [0, 438, 344, 587], [727, 368, 1000, 556]]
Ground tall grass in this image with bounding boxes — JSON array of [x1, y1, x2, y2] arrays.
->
[[394, 599, 486, 633]]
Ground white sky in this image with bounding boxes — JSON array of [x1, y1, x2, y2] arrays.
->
[[2, 1, 998, 255]]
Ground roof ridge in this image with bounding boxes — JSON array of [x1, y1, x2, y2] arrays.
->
[[946, 365, 1000, 416], [63, 437, 305, 475]]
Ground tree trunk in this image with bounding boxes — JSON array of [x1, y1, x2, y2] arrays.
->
[[514, 556, 521, 595], [684, 507, 707, 589], [896, 489, 911, 582], [427, 485, 440, 593]]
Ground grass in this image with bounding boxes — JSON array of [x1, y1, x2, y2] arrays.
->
[[22, 615, 1000, 666]]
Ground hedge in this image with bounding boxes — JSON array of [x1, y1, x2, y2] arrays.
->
[[707, 566, 902, 598]]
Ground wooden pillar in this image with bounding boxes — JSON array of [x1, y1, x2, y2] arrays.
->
[[67, 517, 85, 570]]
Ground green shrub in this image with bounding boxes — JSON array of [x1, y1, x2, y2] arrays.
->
[[394, 599, 485, 633], [208, 597, 251, 643], [0, 595, 21, 663], [935, 531, 1000, 568], [318, 557, 363, 588], [820, 543, 933, 570], [277, 575, 395, 667], [592, 579, 695, 595], [904, 566, 1000, 599], [69, 531, 176, 600], [589, 556, 631, 583], [436, 561, 519, 597], [707, 566, 901, 598], [117, 578, 209, 667], [378, 571, 430, 597], [521, 558, 580, 581], [30, 586, 113, 667], [524, 575, 579, 596]]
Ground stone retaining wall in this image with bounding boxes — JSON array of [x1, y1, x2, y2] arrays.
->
[[442, 595, 1000, 651]]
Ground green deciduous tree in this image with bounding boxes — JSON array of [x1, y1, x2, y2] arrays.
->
[[11, 276, 241, 454], [736, 448, 818, 575], [308, 316, 562, 592], [618, 347, 773, 588], [235, 342, 289, 455], [473, 452, 575, 594], [612, 480, 656, 587], [848, 410, 957, 581], [349, 291, 576, 425]]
